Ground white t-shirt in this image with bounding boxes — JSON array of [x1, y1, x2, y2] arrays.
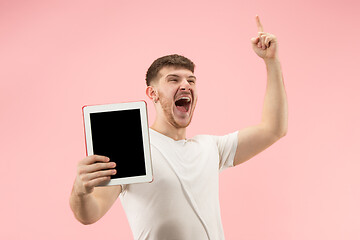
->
[[119, 128, 238, 240]]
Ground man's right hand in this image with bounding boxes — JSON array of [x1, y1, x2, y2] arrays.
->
[[73, 155, 117, 196]]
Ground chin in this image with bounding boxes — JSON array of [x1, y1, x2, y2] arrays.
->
[[172, 111, 194, 129], [173, 106, 196, 127], [175, 120, 191, 128]]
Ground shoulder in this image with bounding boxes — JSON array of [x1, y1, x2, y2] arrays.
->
[[192, 133, 216, 143], [193, 131, 238, 143]]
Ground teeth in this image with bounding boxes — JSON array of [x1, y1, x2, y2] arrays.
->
[[178, 97, 191, 102]]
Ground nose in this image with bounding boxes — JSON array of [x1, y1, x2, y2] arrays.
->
[[179, 79, 191, 91]]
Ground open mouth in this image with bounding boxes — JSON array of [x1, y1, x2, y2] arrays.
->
[[175, 96, 191, 113]]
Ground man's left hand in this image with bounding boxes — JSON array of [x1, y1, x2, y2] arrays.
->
[[251, 15, 278, 60]]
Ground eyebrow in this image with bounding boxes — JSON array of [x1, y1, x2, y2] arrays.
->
[[166, 74, 197, 79]]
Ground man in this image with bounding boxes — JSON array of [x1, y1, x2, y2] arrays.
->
[[70, 15, 288, 239]]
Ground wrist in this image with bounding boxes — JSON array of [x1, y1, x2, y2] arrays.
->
[[264, 57, 280, 65]]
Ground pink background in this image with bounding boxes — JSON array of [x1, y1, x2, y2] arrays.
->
[[1, 0, 359, 239]]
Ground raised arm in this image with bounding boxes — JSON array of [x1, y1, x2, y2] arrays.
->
[[233, 15, 288, 166]]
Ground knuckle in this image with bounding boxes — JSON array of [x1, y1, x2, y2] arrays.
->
[[96, 163, 104, 169], [77, 166, 85, 175], [95, 171, 103, 178], [92, 163, 100, 170], [83, 181, 91, 188], [80, 175, 87, 183], [92, 162, 100, 168], [78, 159, 86, 166]]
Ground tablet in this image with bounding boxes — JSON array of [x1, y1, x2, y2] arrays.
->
[[82, 101, 153, 186]]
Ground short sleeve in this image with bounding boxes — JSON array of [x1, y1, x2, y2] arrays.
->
[[213, 131, 239, 173]]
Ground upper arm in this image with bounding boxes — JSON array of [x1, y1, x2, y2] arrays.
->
[[233, 124, 283, 166], [92, 185, 122, 218]]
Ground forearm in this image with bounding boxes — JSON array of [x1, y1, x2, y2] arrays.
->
[[69, 186, 102, 225], [260, 58, 288, 137]]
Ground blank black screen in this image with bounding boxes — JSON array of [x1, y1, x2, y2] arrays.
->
[[90, 109, 146, 178]]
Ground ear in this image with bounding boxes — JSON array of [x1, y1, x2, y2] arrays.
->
[[146, 85, 158, 103]]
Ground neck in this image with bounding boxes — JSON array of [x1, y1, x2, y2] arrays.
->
[[150, 117, 187, 141]]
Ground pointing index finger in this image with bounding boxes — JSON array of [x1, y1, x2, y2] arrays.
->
[[256, 15, 264, 32]]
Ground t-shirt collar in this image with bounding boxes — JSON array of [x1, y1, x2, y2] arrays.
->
[[149, 128, 190, 144]]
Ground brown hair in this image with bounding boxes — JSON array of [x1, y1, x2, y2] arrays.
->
[[145, 54, 195, 86]]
